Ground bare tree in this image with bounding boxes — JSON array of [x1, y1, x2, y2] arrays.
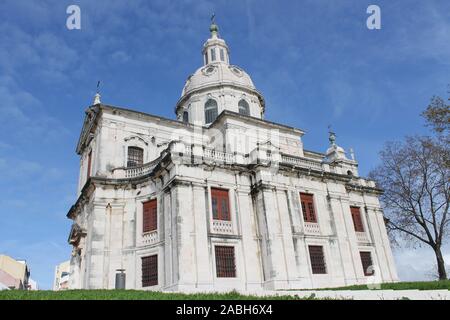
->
[[369, 136, 449, 280], [422, 95, 450, 135]]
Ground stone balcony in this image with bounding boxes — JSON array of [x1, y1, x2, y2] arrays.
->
[[109, 141, 376, 189], [356, 231, 370, 244], [304, 222, 321, 235], [211, 220, 233, 234], [142, 230, 158, 246]]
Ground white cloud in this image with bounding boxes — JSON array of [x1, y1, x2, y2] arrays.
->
[[393, 244, 450, 281]]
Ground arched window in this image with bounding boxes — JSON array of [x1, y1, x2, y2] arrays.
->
[[205, 99, 218, 124], [238, 99, 250, 116], [182, 111, 189, 123], [127, 146, 143, 168]]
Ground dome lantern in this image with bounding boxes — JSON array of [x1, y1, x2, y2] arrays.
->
[[202, 16, 230, 66]]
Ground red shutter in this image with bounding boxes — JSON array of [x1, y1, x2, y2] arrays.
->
[[215, 246, 236, 277], [350, 207, 364, 232], [143, 199, 157, 233], [211, 188, 230, 221], [86, 151, 92, 180], [141, 255, 158, 286], [300, 193, 317, 222]]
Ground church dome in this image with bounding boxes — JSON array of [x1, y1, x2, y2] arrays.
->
[[175, 19, 265, 125], [181, 63, 256, 97]]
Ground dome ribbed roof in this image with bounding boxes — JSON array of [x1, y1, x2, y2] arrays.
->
[[181, 63, 255, 97]]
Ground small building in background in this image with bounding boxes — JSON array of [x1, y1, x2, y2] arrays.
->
[[53, 260, 70, 291], [28, 278, 39, 290], [0, 255, 31, 290]]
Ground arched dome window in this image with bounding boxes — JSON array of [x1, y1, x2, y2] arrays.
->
[[205, 99, 218, 124], [238, 99, 250, 116]]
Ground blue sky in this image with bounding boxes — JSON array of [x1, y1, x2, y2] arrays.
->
[[0, 0, 449, 289]]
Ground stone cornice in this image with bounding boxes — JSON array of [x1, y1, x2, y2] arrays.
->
[[345, 183, 383, 195], [66, 181, 96, 219], [76, 105, 101, 155]]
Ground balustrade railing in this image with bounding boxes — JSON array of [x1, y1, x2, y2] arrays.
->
[[113, 143, 328, 179], [212, 220, 233, 234], [281, 154, 322, 170], [142, 231, 158, 245], [304, 222, 321, 235], [356, 231, 370, 243]]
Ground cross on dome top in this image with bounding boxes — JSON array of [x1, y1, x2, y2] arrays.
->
[[202, 15, 230, 65]]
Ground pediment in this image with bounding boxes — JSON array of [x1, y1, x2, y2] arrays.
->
[[76, 105, 101, 155]]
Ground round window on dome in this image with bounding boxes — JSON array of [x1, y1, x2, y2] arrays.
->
[[202, 66, 216, 76], [229, 66, 243, 77]]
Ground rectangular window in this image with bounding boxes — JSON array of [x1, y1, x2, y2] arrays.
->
[[308, 245, 327, 274], [127, 146, 144, 168], [350, 206, 364, 232], [211, 188, 230, 221], [182, 111, 189, 123], [205, 53, 208, 64], [211, 48, 216, 61], [86, 151, 92, 180], [215, 246, 236, 278], [143, 199, 157, 233], [360, 251, 374, 276], [141, 255, 158, 287], [300, 193, 317, 222], [220, 49, 225, 61]]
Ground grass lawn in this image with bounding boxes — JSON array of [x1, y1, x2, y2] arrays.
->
[[310, 280, 450, 291], [0, 281, 448, 300], [0, 289, 314, 300]]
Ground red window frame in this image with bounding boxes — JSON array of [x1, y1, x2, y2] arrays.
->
[[143, 199, 157, 233], [300, 193, 317, 223], [211, 188, 231, 221], [360, 251, 374, 276], [215, 246, 236, 278], [308, 245, 327, 274], [350, 206, 364, 232], [141, 255, 158, 287]]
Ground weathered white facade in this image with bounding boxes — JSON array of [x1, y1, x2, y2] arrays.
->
[[67, 22, 398, 291]]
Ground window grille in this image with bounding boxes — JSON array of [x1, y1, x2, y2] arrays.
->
[[142, 255, 158, 287], [215, 246, 236, 278], [309, 245, 327, 274], [127, 146, 143, 168]]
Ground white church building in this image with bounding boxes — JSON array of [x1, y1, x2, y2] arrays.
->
[[67, 21, 398, 291]]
